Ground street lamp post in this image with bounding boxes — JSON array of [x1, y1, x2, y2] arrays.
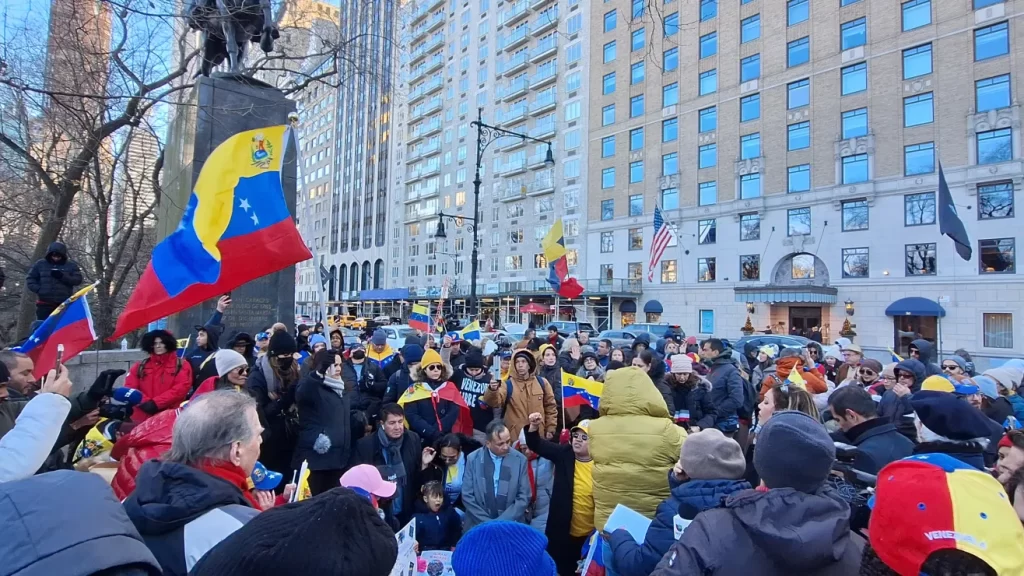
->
[[435, 107, 555, 320]]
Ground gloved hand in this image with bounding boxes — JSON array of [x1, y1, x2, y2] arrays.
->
[[50, 269, 64, 279], [138, 400, 158, 415], [87, 369, 127, 401]]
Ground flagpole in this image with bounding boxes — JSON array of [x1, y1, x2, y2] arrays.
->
[[288, 120, 327, 325]]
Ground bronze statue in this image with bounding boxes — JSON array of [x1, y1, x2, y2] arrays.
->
[[187, 0, 280, 76]]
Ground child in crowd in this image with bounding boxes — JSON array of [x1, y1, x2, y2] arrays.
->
[[414, 481, 462, 551]]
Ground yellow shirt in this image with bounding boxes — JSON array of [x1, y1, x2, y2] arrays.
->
[[570, 459, 595, 537]]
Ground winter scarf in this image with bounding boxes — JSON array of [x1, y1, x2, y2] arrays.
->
[[377, 425, 407, 515], [197, 459, 260, 508], [322, 373, 345, 398], [258, 354, 298, 399]]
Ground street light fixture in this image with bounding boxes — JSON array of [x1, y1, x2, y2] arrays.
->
[[845, 298, 855, 316], [745, 302, 755, 315]]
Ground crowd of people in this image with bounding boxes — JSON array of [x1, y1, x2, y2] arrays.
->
[[2, 312, 1024, 576]]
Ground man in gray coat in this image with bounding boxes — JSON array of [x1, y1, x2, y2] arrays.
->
[[462, 419, 531, 530]]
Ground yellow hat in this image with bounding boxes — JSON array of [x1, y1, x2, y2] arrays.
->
[[921, 375, 955, 393], [571, 419, 591, 435], [420, 348, 443, 368]]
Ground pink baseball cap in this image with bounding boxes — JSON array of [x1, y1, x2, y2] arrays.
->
[[339, 464, 396, 498]]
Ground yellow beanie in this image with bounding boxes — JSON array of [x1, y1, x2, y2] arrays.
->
[[421, 348, 443, 368], [921, 375, 955, 393]]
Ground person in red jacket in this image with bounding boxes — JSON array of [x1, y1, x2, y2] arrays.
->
[[124, 330, 192, 422]]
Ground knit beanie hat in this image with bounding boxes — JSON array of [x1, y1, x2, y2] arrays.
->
[[420, 348, 443, 368], [308, 334, 328, 350], [945, 355, 968, 373], [268, 330, 297, 356], [463, 347, 485, 369], [921, 375, 956, 393], [190, 487, 397, 576], [754, 410, 835, 493], [452, 521, 557, 576], [401, 344, 425, 365], [371, 329, 388, 346], [215, 350, 249, 377], [680, 428, 746, 480], [824, 346, 842, 361], [670, 354, 693, 374], [983, 367, 1019, 392], [972, 375, 1000, 400], [859, 358, 883, 374]]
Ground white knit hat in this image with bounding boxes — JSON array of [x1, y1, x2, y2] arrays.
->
[[214, 350, 249, 377]]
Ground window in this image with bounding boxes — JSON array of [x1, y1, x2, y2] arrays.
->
[[700, 32, 718, 58], [662, 188, 679, 210], [741, 15, 760, 43], [978, 128, 1012, 165], [699, 181, 717, 206], [788, 37, 809, 67], [698, 258, 716, 282], [629, 194, 644, 216], [601, 136, 615, 158], [904, 93, 933, 127], [788, 0, 808, 25], [661, 260, 678, 283], [630, 95, 644, 117], [631, 61, 645, 84], [842, 248, 869, 278], [741, 133, 760, 160], [841, 0, 861, 5], [905, 243, 937, 275], [905, 192, 936, 226], [701, 0, 717, 21], [980, 238, 1015, 273], [842, 154, 869, 184], [698, 145, 715, 169], [976, 0, 1004, 8], [699, 69, 717, 95], [787, 79, 809, 109], [699, 310, 715, 334], [665, 12, 679, 36], [631, 28, 645, 51], [626, 262, 643, 279], [664, 47, 679, 71], [842, 63, 867, 95], [505, 255, 523, 270], [978, 182, 1014, 219], [903, 44, 932, 79], [741, 174, 761, 199], [603, 9, 616, 32], [629, 161, 644, 183], [628, 229, 643, 251], [788, 164, 810, 192], [698, 219, 716, 244], [664, 152, 680, 175], [902, 0, 930, 31], [566, 71, 581, 92], [663, 118, 678, 142], [603, 41, 616, 63], [631, 0, 644, 18], [740, 255, 760, 281], [600, 264, 613, 280], [565, 101, 581, 121], [602, 72, 616, 94], [740, 94, 760, 122], [842, 108, 868, 138], [841, 18, 866, 50], [842, 199, 869, 231], [600, 232, 614, 253], [740, 213, 760, 240], [741, 54, 760, 82], [975, 22, 1009, 61], [601, 167, 615, 188], [699, 107, 716, 132], [601, 199, 614, 220], [792, 254, 815, 279], [630, 128, 644, 150], [602, 104, 615, 126], [509, 229, 524, 244], [788, 122, 810, 150], [905, 142, 935, 175], [983, 313, 1013, 349], [663, 83, 679, 107], [788, 207, 811, 236], [977, 75, 1011, 113]]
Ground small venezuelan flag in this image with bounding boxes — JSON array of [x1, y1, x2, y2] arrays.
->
[[889, 348, 904, 362], [562, 370, 603, 410], [409, 304, 430, 332]]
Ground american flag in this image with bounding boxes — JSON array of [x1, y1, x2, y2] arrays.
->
[[647, 206, 676, 282]]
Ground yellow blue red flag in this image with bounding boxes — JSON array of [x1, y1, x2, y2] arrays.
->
[[562, 370, 603, 410], [409, 304, 430, 332], [542, 219, 584, 299]]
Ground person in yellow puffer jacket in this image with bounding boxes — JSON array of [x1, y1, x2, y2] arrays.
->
[[589, 366, 687, 528]]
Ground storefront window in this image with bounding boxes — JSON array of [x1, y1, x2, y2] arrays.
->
[[621, 312, 636, 327], [646, 312, 662, 323], [893, 317, 937, 357]]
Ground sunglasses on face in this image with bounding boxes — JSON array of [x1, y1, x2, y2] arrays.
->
[[898, 373, 914, 380], [942, 364, 961, 371], [234, 366, 249, 376], [425, 364, 443, 371], [859, 370, 876, 377]]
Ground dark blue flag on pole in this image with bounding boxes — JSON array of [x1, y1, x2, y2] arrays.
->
[[937, 162, 972, 261]]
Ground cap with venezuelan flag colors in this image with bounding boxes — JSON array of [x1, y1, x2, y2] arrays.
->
[[868, 453, 1024, 576]]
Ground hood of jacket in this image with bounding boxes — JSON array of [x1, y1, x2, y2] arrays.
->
[[909, 339, 935, 363], [122, 460, 252, 536], [509, 349, 538, 382], [655, 338, 668, 355], [894, 358, 927, 390], [0, 470, 160, 576], [599, 366, 670, 419], [674, 478, 751, 519], [648, 356, 667, 382], [633, 332, 652, 346], [45, 241, 68, 262], [718, 488, 856, 571], [806, 341, 824, 359]]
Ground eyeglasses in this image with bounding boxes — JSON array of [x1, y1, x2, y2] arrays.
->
[[859, 370, 876, 377], [571, 432, 589, 441], [897, 372, 914, 380], [941, 364, 961, 371], [425, 364, 443, 371]]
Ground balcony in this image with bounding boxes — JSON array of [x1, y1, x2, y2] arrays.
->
[[406, 160, 440, 183], [409, 53, 444, 83], [410, 0, 445, 25], [411, 96, 442, 120], [527, 173, 555, 195], [411, 12, 444, 43], [408, 139, 441, 162], [408, 117, 441, 143], [496, 103, 528, 125], [405, 183, 440, 203], [529, 120, 556, 140], [530, 65, 557, 90], [528, 151, 552, 170], [500, 0, 529, 27], [529, 35, 558, 63], [530, 0, 554, 10], [500, 51, 529, 76], [499, 25, 529, 52], [498, 76, 530, 101], [531, 7, 558, 36], [409, 33, 444, 66], [528, 92, 556, 116], [498, 156, 527, 177], [408, 76, 443, 104], [499, 180, 527, 202]]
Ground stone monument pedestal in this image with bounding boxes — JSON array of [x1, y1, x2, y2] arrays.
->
[[158, 75, 300, 338]]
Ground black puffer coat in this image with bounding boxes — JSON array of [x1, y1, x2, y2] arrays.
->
[[26, 242, 83, 304]]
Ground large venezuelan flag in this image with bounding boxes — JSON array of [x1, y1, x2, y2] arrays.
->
[[14, 283, 98, 379], [112, 126, 311, 338], [562, 370, 603, 410]]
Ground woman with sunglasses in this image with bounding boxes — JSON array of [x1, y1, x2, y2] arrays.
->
[[878, 358, 926, 442], [190, 350, 251, 397], [400, 347, 473, 445]]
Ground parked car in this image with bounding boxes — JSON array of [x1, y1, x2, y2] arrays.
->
[[732, 334, 811, 353], [379, 324, 418, 350], [545, 321, 598, 338], [597, 329, 637, 349], [625, 323, 685, 339]]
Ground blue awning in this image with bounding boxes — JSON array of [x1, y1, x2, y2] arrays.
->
[[643, 300, 664, 314], [357, 288, 410, 301], [885, 297, 946, 317], [619, 300, 637, 313]]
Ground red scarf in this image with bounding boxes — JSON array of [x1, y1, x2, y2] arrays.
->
[[525, 452, 538, 503], [197, 460, 260, 508]]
